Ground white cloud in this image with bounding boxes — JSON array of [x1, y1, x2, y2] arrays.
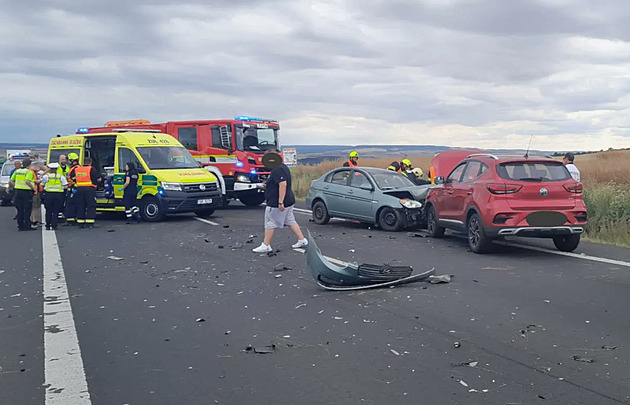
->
[[0, 0, 629, 150]]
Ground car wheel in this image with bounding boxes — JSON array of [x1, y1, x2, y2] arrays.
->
[[238, 193, 265, 207], [467, 213, 492, 253], [312, 200, 330, 225], [553, 234, 580, 252], [426, 205, 445, 238], [195, 209, 215, 218], [378, 207, 403, 231], [141, 196, 165, 222]]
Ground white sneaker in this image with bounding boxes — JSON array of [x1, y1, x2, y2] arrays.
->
[[252, 243, 273, 253], [292, 239, 308, 249]]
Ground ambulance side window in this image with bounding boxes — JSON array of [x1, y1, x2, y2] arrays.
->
[[118, 148, 144, 173], [178, 127, 198, 150]]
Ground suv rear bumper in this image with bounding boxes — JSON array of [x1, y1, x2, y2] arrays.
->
[[490, 226, 584, 237]]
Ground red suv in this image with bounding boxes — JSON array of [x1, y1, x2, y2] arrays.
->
[[425, 153, 587, 253]]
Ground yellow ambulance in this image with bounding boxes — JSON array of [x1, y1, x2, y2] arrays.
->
[[47, 131, 221, 221]]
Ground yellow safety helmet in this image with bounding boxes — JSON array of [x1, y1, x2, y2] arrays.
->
[[349, 151, 359, 159], [411, 167, 424, 177], [68, 152, 79, 161], [401, 158, 412, 167]]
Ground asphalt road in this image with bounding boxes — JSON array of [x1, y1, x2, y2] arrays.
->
[[1, 202, 630, 405]]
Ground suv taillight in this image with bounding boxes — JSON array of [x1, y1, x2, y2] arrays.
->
[[563, 182, 583, 193], [487, 183, 522, 194]]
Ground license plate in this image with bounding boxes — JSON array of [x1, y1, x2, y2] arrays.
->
[[197, 199, 213, 205]]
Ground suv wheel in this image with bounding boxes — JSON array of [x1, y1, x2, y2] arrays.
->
[[378, 207, 403, 231], [312, 200, 330, 225], [467, 213, 492, 253], [553, 234, 580, 252], [426, 205, 445, 238]]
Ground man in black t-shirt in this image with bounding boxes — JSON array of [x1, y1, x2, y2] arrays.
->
[[252, 150, 308, 253]]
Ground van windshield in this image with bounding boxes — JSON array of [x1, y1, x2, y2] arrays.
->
[[136, 147, 200, 170]]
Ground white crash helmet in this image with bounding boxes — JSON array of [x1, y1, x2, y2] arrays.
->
[[411, 167, 424, 178]]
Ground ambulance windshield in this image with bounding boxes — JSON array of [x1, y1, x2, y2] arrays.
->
[[137, 147, 200, 170]]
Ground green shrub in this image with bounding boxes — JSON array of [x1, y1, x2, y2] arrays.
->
[[583, 182, 630, 246]]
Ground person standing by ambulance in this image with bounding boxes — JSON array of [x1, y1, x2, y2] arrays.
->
[[120, 162, 140, 224], [74, 157, 101, 228], [63, 153, 80, 226], [9, 158, 36, 231], [41, 163, 68, 230]]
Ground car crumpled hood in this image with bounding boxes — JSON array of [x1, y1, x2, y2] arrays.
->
[[382, 184, 435, 201]]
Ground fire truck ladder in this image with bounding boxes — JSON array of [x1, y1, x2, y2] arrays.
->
[[220, 126, 232, 149]]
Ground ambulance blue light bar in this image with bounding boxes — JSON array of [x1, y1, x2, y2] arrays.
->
[[77, 127, 89, 133], [234, 116, 278, 123]]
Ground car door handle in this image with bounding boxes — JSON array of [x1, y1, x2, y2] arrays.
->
[[347, 190, 354, 194], [324, 186, 330, 190], [467, 189, 473, 195], [447, 190, 454, 195]]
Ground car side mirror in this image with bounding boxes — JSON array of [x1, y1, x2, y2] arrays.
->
[[434, 176, 445, 185]]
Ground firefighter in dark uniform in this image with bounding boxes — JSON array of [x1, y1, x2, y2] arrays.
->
[[74, 157, 101, 228], [64, 153, 81, 226]]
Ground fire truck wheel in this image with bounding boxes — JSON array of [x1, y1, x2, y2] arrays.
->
[[239, 193, 265, 207], [195, 209, 215, 218], [141, 196, 166, 222]]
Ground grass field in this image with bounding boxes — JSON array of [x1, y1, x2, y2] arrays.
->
[[290, 150, 630, 247]]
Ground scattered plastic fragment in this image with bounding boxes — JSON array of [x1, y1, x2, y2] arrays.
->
[[601, 345, 618, 350], [390, 349, 400, 356], [107, 256, 124, 261], [428, 274, 453, 284], [453, 341, 461, 348], [295, 303, 306, 309], [245, 344, 276, 354], [459, 380, 469, 387], [572, 355, 594, 363], [274, 274, 282, 279], [406, 232, 426, 238], [273, 263, 292, 272], [196, 318, 206, 323]]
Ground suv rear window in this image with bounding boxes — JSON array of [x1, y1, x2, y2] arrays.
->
[[497, 161, 571, 182]]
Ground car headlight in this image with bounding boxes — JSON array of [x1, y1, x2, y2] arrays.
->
[[161, 182, 182, 191], [236, 174, 251, 183], [400, 199, 422, 209]]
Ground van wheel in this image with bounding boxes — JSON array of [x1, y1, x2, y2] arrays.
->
[[239, 193, 265, 206], [426, 206, 445, 238], [141, 196, 165, 222], [195, 209, 215, 218], [553, 234, 580, 252], [312, 200, 330, 225], [378, 207, 403, 231], [467, 213, 492, 253]]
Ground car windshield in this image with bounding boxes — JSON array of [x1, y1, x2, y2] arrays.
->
[[370, 171, 416, 189], [237, 126, 279, 152], [497, 162, 571, 182], [2, 163, 15, 176], [136, 147, 200, 170]]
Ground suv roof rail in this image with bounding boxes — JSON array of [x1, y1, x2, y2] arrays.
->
[[467, 153, 499, 160], [111, 129, 161, 133]]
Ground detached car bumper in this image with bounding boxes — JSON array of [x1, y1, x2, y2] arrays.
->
[[159, 190, 222, 213]]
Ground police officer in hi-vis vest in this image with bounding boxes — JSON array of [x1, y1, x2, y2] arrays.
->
[[41, 163, 68, 230], [64, 153, 81, 226], [9, 158, 36, 231], [74, 157, 101, 228]]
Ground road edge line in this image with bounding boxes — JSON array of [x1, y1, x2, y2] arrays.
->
[[42, 209, 92, 404]]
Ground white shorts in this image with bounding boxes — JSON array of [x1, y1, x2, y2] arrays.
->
[[265, 205, 298, 229]]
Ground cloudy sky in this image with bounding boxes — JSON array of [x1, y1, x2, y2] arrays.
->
[[1, 0, 630, 150]]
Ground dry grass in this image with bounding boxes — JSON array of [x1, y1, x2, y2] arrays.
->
[[571, 150, 630, 185]]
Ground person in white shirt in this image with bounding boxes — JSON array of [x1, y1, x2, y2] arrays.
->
[[563, 152, 581, 182]]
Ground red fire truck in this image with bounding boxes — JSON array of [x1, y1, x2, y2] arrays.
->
[[80, 116, 281, 206]]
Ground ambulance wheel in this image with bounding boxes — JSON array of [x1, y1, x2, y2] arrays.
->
[[141, 196, 165, 222], [195, 209, 215, 218], [239, 193, 265, 207]]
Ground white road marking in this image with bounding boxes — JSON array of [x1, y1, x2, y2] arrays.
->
[[42, 209, 92, 404], [495, 241, 630, 268], [292, 248, 349, 266], [194, 217, 219, 226]]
